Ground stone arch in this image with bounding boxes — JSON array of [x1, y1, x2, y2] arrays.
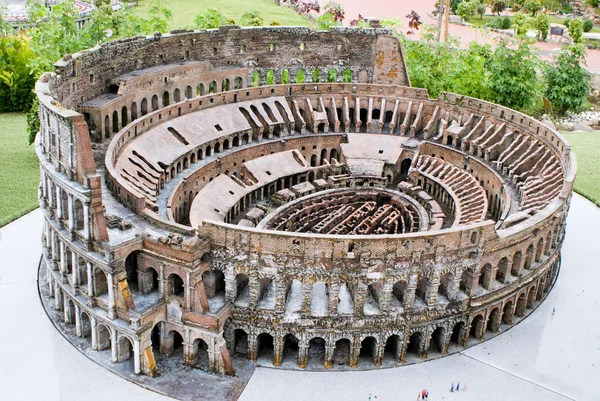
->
[[438, 272, 453, 299], [502, 301, 514, 324], [173, 88, 181, 103], [449, 321, 465, 347], [77, 257, 87, 287], [359, 336, 378, 365], [416, 276, 428, 301], [168, 329, 185, 358], [307, 337, 326, 366], [365, 282, 382, 314], [167, 273, 184, 297], [330, 148, 338, 162], [527, 285, 536, 308], [117, 335, 134, 363], [400, 158, 412, 176], [296, 69, 305, 84], [222, 78, 230, 91], [112, 110, 119, 133], [141, 98, 148, 115], [125, 251, 139, 293], [162, 91, 170, 107], [202, 269, 225, 302], [235, 274, 250, 305], [232, 328, 249, 356], [234, 77, 244, 89], [429, 327, 446, 354], [191, 338, 210, 370], [104, 115, 110, 138], [512, 251, 522, 276], [93, 267, 108, 297], [232, 136, 240, 147], [121, 106, 128, 127], [487, 306, 501, 333], [209, 81, 217, 94], [80, 311, 92, 339], [186, 85, 193, 99], [196, 83, 205, 96], [405, 331, 422, 357], [535, 238, 544, 262], [392, 280, 407, 307], [498, 257, 510, 283], [74, 198, 84, 231], [524, 244, 534, 270], [469, 314, 485, 340], [131, 102, 138, 120], [480, 263, 493, 289], [205, 145, 212, 157], [310, 154, 317, 167], [66, 298, 76, 324], [151, 94, 159, 111], [281, 333, 300, 365], [96, 323, 111, 351], [332, 338, 351, 366], [383, 334, 401, 362], [256, 333, 274, 362], [214, 142, 221, 153], [223, 138, 230, 150], [516, 292, 527, 316]]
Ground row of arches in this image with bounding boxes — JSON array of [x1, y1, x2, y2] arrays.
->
[[251, 68, 357, 87]]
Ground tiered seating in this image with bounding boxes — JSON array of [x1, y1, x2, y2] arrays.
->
[[410, 155, 487, 226]]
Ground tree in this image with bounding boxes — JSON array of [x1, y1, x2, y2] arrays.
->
[[194, 8, 226, 29], [316, 2, 345, 30], [535, 13, 550, 41], [0, 34, 36, 112], [545, 44, 590, 113], [492, 1, 507, 15], [488, 39, 541, 111], [524, 0, 542, 16], [476, 3, 487, 19], [512, 12, 528, 36], [457, 1, 477, 20], [569, 18, 584, 44]]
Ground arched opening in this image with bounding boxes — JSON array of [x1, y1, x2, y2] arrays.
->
[[234, 77, 243, 89], [281, 334, 299, 365], [117, 336, 133, 363], [125, 252, 139, 293], [469, 315, 484, 340], [214, 142, 221, 153], [112, 110, 119, 133], [516, 293, 527, 317], [327, 68, 337, 82], [186, 85, 193, 99], [192, 338, 209, 370], [527, 287, 536, 308], [310, 154, 317, 167], [108, 84, 119, 94], [310, 282, 329, 316], [151, 323, 161, 354], [358, 70, 368, 83], [281, 69, 290, 84], [196, 83, 205, 96], [131, 102, 138, 120], [104, 115, 110, 139], [383, 335, 400, 362], [358, 336, 378, 365], [332, 338, 351, 366], [77, 257, 87, 287], [391, 280, 407, 308], [233, 329, 249, 356], [162, 91, 170, 107], [169, 330, 184, 358], [234, 274, 250, 306], [96, 324, 111, 351], [168, 273, 184, 297], [151, 94, 159, 111], [307, 337, 326, 366], [242, 133, 249, 145], [173, 88, 181, 103], [330, 148, 338, 162], [503, 301, 514, 324], [121, 106, 128, 127], [74, 199, 84, 230], [233, 136, 240, 147], [311, 68, 321, 83], [295, 69, 305, 84], [359, 108, 368, 132], [80, 311, 92, 339], [342, 68, 352, 82], [429, 327, 445, 354], [256, 333, 274, 363], [511, 251, 522, 276], [222, 78, 230, 92], [438, 272, 453, 299], [266, 70, 275, 85], [337, 282, 354, 314], [365, 282, 382, 315], [498, 257, 510, 283], [524, 245, 534, 270], [406, 332, 422, 358], [320, 148, 328, 165], [252, 71, 260, 87], [223, 139, 230, 150], [205, 145, 212, 157], [93, 268, 108, 298], [450, 322, 464, 347], [202, 269, 225, 312], [487, 307, 500, 333], [209, 81, 217, 94], [66, 298, 76, 324], [416, 277, 428, 302], [400, 158, 412, 176], [535, 238, 544, 262], [480, 263, 492, 289], [141, 98, 148, 115]]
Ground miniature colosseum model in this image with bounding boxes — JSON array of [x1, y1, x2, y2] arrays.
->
[[36, 27, 575, 376]]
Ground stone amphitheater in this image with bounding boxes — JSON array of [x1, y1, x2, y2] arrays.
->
[[35, 26, 575, 380]]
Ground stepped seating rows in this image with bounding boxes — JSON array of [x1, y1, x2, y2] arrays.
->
[[410, 155, 488, 226]]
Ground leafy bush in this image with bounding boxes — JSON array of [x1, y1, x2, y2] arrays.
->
[[485, 16, 512, 29], [240, 10, 264, 26], [585, 0, 600, 7], [194, 8, 226, 29], [583, 18, 594, 33], [492, 0, 507, 15], [569, 18, 584, 43], [457, 1, 477, 20], [0, 34, 36, 112], [535, 13, 550, 41], [545, 44, 590, 113], [524, 0, 542, 16]]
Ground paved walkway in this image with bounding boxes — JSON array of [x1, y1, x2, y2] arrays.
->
[[0, 195, 598, 401]]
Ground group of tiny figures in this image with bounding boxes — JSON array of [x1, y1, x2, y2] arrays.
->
[[450, 381, 466, 392]]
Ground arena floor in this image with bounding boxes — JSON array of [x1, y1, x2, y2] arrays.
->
[[0, 194, 597, 401]]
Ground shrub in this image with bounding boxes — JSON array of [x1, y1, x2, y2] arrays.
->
[[545, 44, 590, 113], [583, 18, 594, 33], [492, 0, 507, 15], [240, 10, 264, 26], [485, 16, 511, 29], [457, 1, 477, 20], [194, 8, 225, 29], [569, 18, 584, 44], [524, 0, 542, 16], [535, 13, 550, 41], [0, 34, 36, 112]]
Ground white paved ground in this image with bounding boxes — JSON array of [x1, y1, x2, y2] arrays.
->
[[0, 194, 597, 400]]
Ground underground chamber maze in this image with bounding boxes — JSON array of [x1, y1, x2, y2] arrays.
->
[[35, 25, 574, 382]]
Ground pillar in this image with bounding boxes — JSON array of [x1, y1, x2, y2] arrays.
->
[[225, 272, 236, 302], [324, 343, 334, 369], [110, 327, 118, 363], [86, 262, 94, 297], [56, 187, 62, 220], [83, 203, 90, 240], [298, 341, 308, 369], [134, 339, 141, 374], [159, 264, 165, 299], [273, 335, 283, 366], [185, 271, 191, 310], [67, 193, 74, 231], [425, 278, 439, 307], [403, 286, 416, 311], [300, 283, 312, 317], [91, 316, 98, 350], [107, 272, 116, 319], [327, 284, 340, 316], [71, 250, 78, 289], [349, 337, 360, 368]]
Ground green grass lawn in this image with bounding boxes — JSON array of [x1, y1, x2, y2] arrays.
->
[[561, 131, 600, 207], [0, 113, 39, 227], [134, 0, 311, 31]]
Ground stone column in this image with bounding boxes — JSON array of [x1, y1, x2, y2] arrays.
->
[[274, 280, 287, 314], [273, 335, 283, 366], [72, 250, 78, 289], [67, 193, 74, 231], [298, 340, 308, 369], [107, 272, 117, 319], [324, 342, 335, 369], [159, 264, 165, 299], [353, 284, 367, 317], [110, 327, 118, 363], [349, 337, 360, 368], [483, 267, 497, 290], [134, 339, 141, 374], [300, 283, 312, 317], [447, 274, 461, 301], [185, 271, 191, 310], [91, 316, 98, 350], [59, 242, 67, 283], [374, 341, 385, 366], [75, 304, 82, 336], [379, 283, 393, 313], [248, 277, 259, 309], [327, 283, 339, 316], [56, 187, 62, 220], [225, 272, 236, 303], [248, 334, 258, 362], [83, 203, 90, 240], [403, 285, 416, 311]]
